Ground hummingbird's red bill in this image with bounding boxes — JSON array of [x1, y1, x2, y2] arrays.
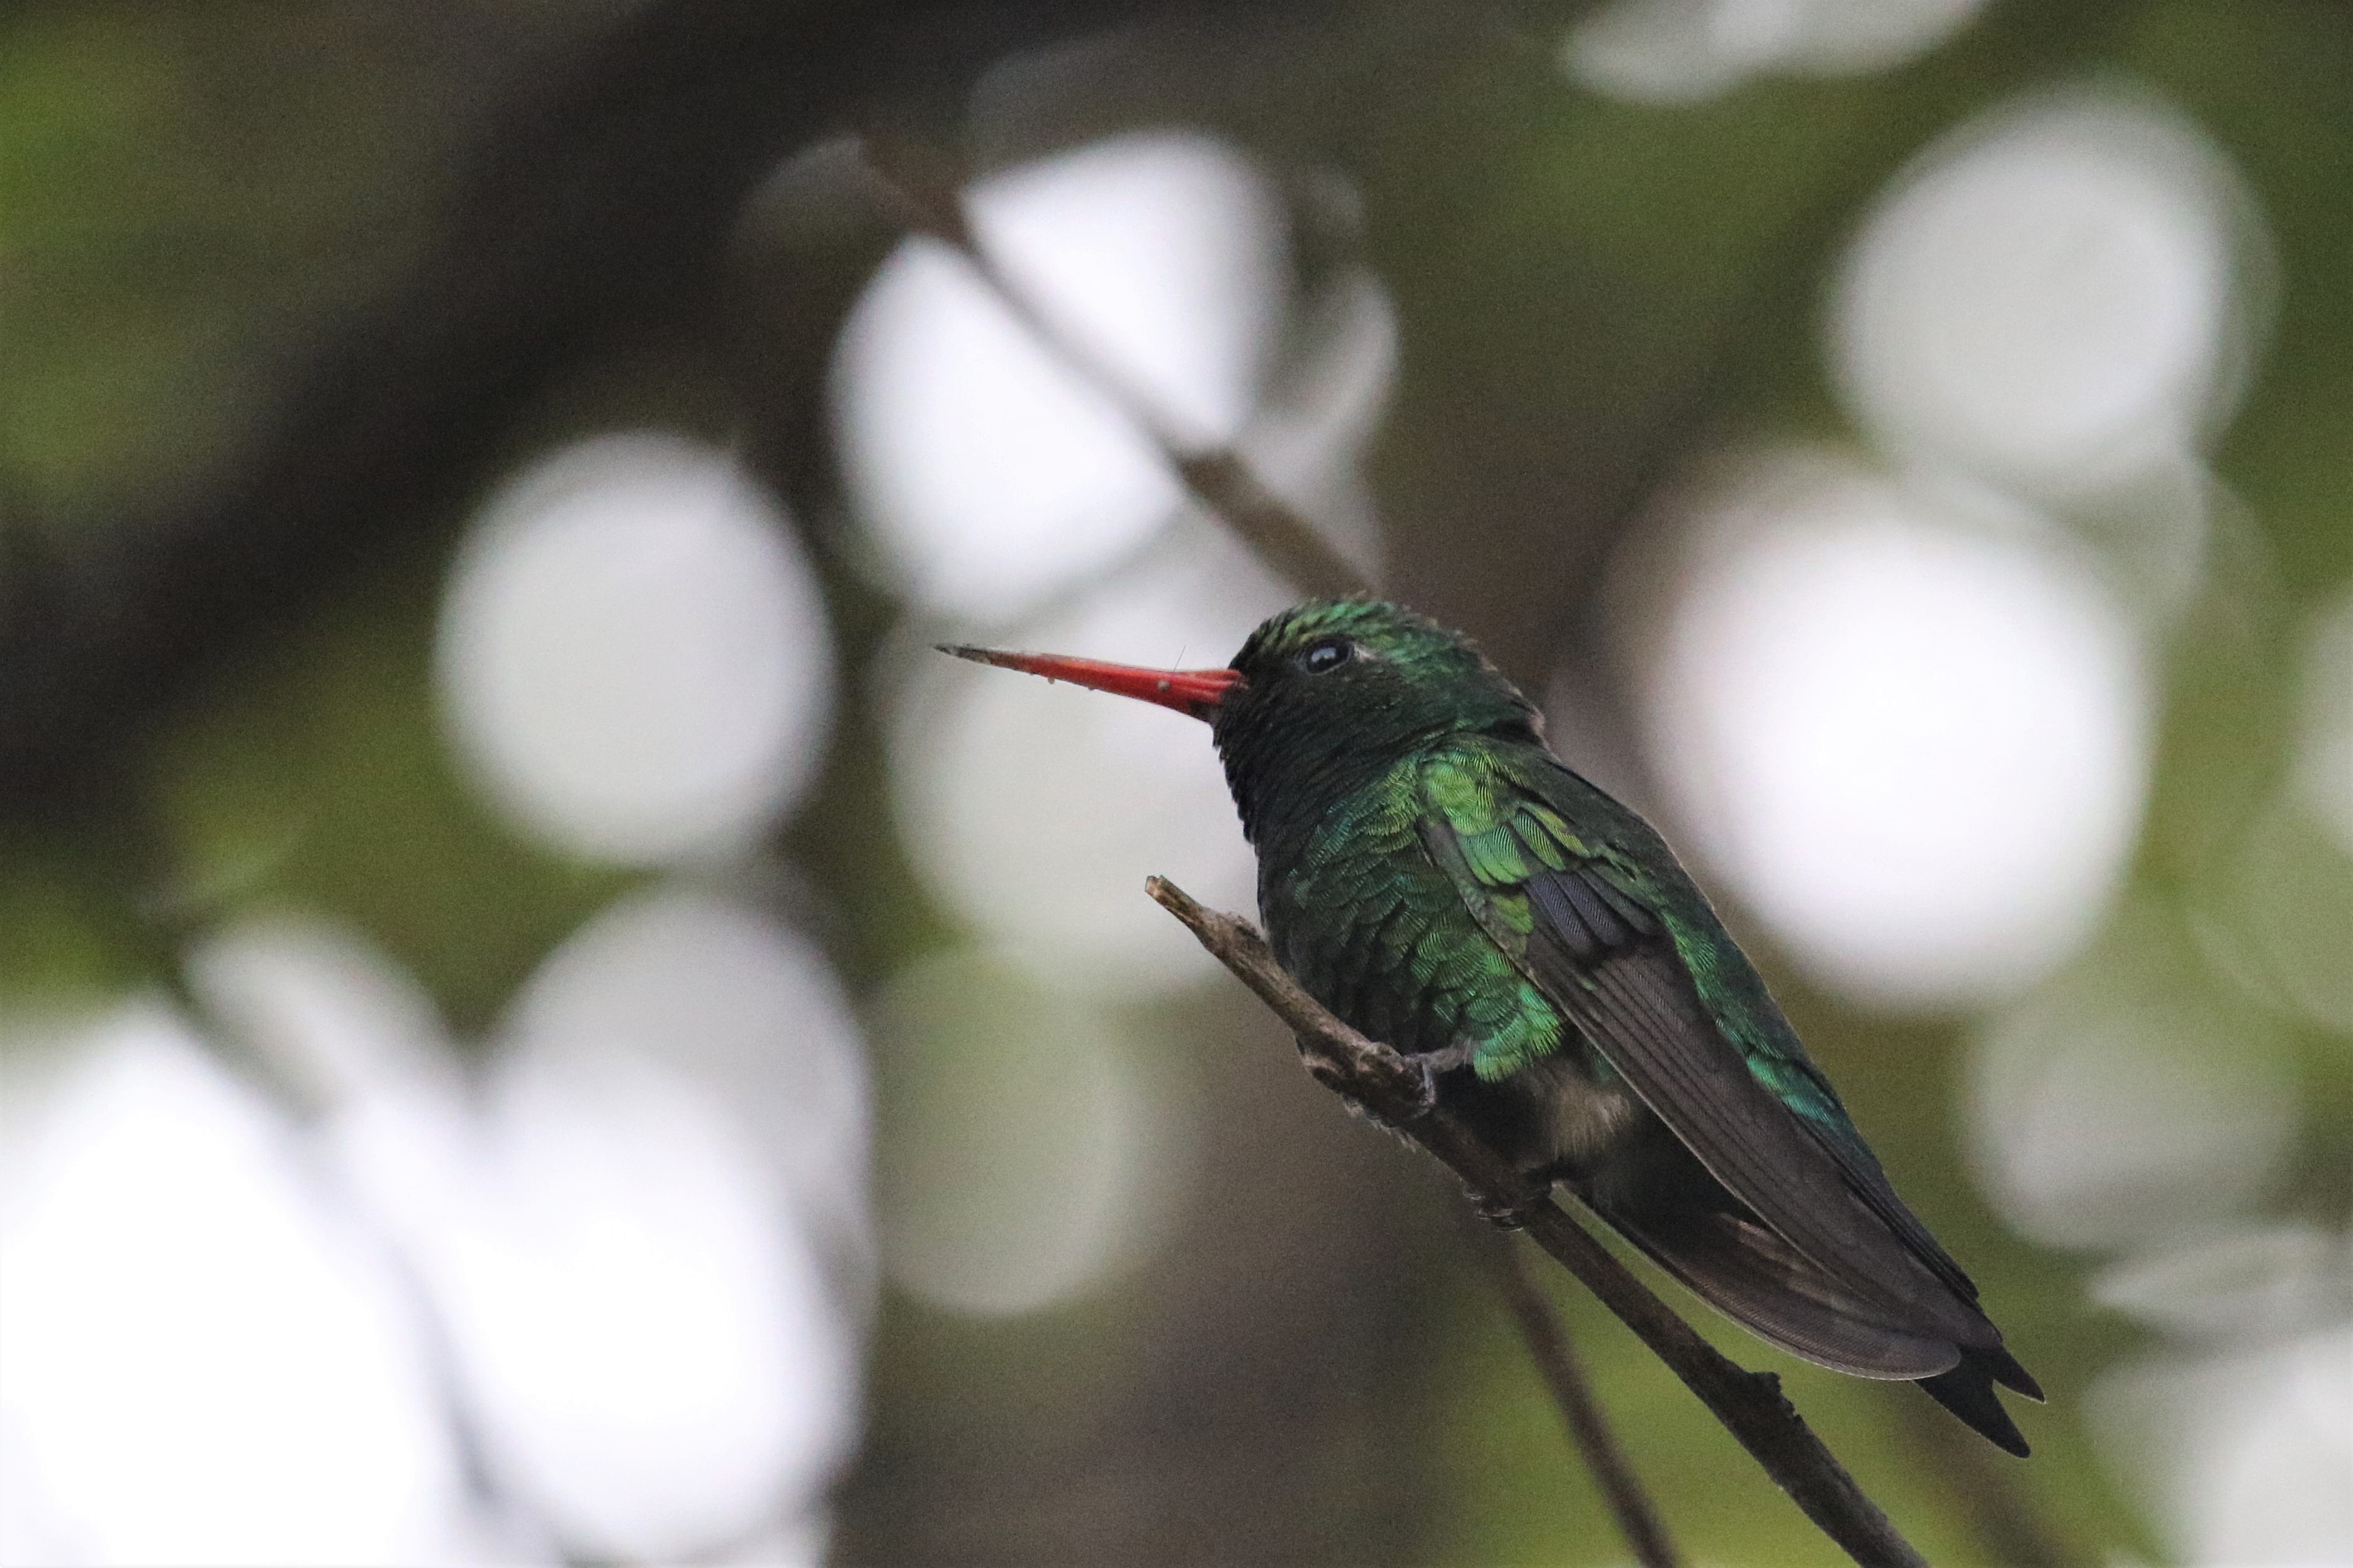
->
[[938, 644, 1243, 721]]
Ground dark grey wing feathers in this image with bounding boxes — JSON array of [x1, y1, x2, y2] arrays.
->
[[1792, 1116, 1987, 1306], [1554, 928, 1989, 1346], [1534, 868, 1640, 955], [1427, 810, 1997, 1352], [1602, 1202, 1962, 1380]]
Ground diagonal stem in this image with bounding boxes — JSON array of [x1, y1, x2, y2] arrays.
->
[[857, 132, 1373, 602], [1472, 1220, 1685, 1568], [1147, 875, 1931, 1568]]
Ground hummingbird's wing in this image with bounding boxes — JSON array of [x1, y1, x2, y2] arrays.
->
[[1417, 753, 2007, 1365]]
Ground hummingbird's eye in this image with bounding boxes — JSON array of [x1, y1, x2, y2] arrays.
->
[[1302, 636, 1353, 673]]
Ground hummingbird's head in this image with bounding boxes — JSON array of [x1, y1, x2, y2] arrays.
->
[[1208, 599, 1541, 831], [1216, 597, 1537, 743], [939, 598, 1539, 841]]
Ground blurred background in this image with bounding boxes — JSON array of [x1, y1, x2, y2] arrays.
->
[[3, 0, 2350, 1563]]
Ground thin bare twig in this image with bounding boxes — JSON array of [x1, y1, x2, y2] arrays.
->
[[857, 133, 1374, 602], [1889, 1380, 2072, 1568], [1146, 876, 1931, 1568], [1471, 1221, 1684, 1568]]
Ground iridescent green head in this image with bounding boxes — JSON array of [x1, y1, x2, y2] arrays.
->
[[1210, 599, 1540, 839], [1216, 598, 1535, 747], [937, 596, 1539, 841]]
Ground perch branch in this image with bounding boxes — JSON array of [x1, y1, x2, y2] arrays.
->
[[1146, 876, 1931, 1568], [857, 133, 1373, 601], [1473, 1220, 1684, 1568]]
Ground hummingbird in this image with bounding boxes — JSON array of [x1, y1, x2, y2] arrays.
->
[[942, 596, 2041, 1455]]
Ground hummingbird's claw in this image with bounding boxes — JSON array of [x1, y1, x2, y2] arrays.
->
[[1418, 1038, 1479, 1074], [1352, 1055, 1444, 1128], [1412, 1057, 1442, 1119], [1302, 1043, 1442, 1129], [1328, 1085, 1425, 1140], [1400, 1039, 1480, 1120], [1472, 1188, 1549, 1230]]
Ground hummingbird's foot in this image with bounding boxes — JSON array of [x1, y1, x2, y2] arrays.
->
[[1418, 1039, 1480, 1075], [1471, 1188, 1549, 1230], [1334, 1072, 1435, 1133], [1305, 1040, 1457, 1128], [1395, 1038, 1478, 1119], [1381, 1044, 1470, 1124]]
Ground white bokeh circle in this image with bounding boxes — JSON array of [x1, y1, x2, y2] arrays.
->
[[504, 885, 873, 1267], [833, 130, 1289, 619], [2089, 1224, 2345, 1344], [184, 898, 869, 1564], [438, 432, 834, 867], [890, 529, 1286, 994], [870, 950, 1167, 1317], [434, 1035, 853, 1562], [0, 1008, 479, 1568], [1568, 0, 1987, 103], [1637, 452, 2150, 1007], [2091, 1323, 2353, 1567], [1834, 94, 2247, 488], [1967, 944, 2297, 1252], [443, 889, 865, 1561]]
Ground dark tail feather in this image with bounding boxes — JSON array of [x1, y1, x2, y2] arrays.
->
[[1977, 1342, 2045, 1401], [1631, 1205, 2043, 1456], [1595, 1201, 1962, 1380], [1576, 1126, 2040, 1456], [1918, 1348, 2037, 1458], [1590, 1178, 2043, 1457]]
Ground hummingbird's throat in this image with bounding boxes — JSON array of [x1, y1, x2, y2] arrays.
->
[[937, 646, 1242, 720]]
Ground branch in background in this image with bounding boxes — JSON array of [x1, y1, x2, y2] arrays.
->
[[1147, 876, 1932, 1568], [1471, 1219, 1684, 1568], [0, 0, 1233, 811], [1890, 1379, 2072, 1568], [857, 133, 1374, 602]]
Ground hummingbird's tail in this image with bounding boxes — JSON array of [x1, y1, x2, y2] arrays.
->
[[1918, 1346, 2044, 1459], [1578, 1134, 2041, 1456], [1593, 1199, 1957, 1374]]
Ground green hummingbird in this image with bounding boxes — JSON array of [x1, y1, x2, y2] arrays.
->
[[943, 596, 2041, 1455]]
